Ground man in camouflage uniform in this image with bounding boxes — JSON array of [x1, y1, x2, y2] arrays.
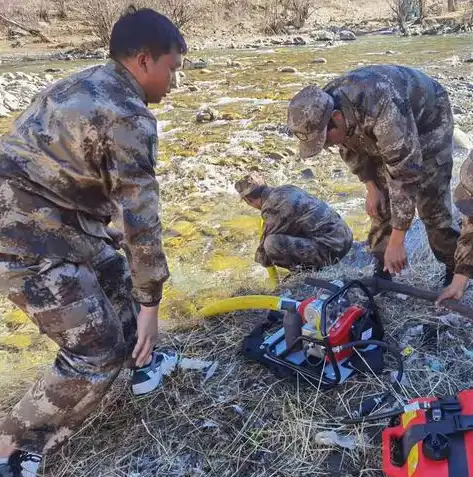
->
[[0, 8, 186, 476], [438, 151, 473, 302], [235, 174, 353, 273], [287, 65, 459, 284]]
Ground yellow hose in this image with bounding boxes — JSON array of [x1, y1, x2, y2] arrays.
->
[[199, 295, 281, 318]]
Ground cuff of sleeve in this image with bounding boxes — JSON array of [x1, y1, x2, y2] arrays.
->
[[132, 280, 166, 306], [390, 217, 412, 232], [454, 264, 473, 279], [138, 299, 162, 307]]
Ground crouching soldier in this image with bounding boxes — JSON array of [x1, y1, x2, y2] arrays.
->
[[0, 8, 185, 476], [235, 174, 353, 275], [288, 65, 459, 285]]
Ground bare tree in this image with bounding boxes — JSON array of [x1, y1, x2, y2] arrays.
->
[[154, 0, 201, 30], [289, 0, 317, 28], [262, 0, 289, 34], [54, 0, 68, 19], [85, 0, 128, 46]]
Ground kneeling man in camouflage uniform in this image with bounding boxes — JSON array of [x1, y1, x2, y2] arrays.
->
[[288, 65, 459, 285], [235, 174, 353, 272], [0, 8, 185, 476]]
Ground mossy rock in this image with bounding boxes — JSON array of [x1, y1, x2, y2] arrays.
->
[[223, 215, 260, 238], [207, 254, 251, 272], [0, 333, 32, 350], [3, 309, 29, 327], [170, 220, 199, 238]]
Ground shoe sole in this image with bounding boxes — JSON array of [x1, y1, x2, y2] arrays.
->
[[132, 369, 163, 396]]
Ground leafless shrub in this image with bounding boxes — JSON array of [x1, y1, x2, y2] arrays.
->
[[262, 0, 290, 34], [389, 0, 427, 32], [288, 0, 317, 28], [153, 0, 202, 30], [37, 0, 50, 22], [84, 0, 129, 46], [54, 0, 68, 20]]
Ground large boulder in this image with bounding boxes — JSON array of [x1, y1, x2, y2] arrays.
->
[[339, 30, 357, 41], [310, 30, 337, 41]]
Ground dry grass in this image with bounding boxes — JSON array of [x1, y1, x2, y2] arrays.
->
[[32, 230, 473, 477]]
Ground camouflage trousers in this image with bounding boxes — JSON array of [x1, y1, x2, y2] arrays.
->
[[369, 160, 460, 271], [262, 232, 353, 270], [0, 244, 137, 455]]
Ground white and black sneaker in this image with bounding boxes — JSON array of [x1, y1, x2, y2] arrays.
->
[[131, 350, 178, 396], [0, 450, 42, 477]]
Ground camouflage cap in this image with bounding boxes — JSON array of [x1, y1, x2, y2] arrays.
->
[[235, 173, 267, 198], [287, 86, 334, 159], [454, 153, 473, 216]]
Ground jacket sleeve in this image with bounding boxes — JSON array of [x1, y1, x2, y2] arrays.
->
[[455, 217, 473, 278], [106, 115, 170, 306], [339, 147, 378, 183], [372, 98, 423, 231]]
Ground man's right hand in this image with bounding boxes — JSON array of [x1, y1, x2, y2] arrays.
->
[[436, 274, 469, 305], [365, 181, 386, 218]]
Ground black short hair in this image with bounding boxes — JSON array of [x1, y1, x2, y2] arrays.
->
[[109, 6, 187, 61]]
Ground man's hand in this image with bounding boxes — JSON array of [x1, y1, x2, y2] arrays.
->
[[384, 229, 408, 274], [133, 304, 159, 367], [365, 181, 386, 218], [436, 274, 469, 305]]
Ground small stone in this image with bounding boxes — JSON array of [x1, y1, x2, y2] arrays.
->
[[45, 68, 62, 73], [293, 36, 307, 45], [385, 50, 397, 55], [339, 30, 357, 41], [267, 151, 285, 160], [284, 146, 296, 156], [301, 168, 315, 179], [279, 66, 297, 73], [0, 104, 9, 117], [311, 30, 336, 41], [230, 42, 237, 49], [196, 107, 219, 123], [464, 54, 473, 63], [266, 60, 276, 64], [3, 92, 19, 111], [312, 57, 327, 64], [200, 69, 212, 74], [453, 126, 473, 150], [331, 168, 343, 178], [188, 85, 199, 92], [44, 74, 54, 82]]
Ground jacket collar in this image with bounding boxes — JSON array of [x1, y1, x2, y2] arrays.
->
[[106, 60, 147, 104]]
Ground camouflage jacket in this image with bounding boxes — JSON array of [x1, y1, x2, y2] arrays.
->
[[453, 152, 473, 278], [0, 61, 169, 305], [255, 185, 352, 267], [324, 65, 453, 231]]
